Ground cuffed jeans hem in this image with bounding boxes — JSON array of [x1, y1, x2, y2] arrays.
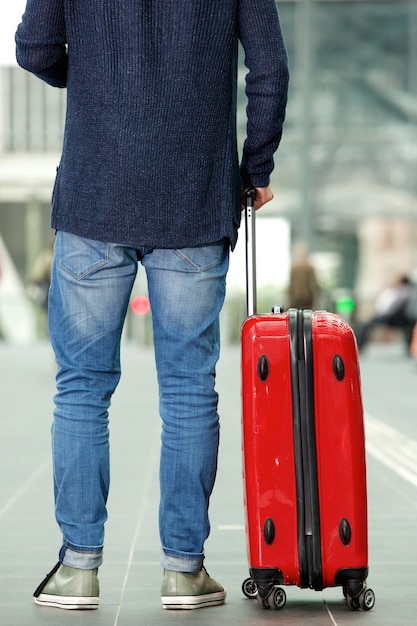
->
[[60, 545, 103, 570], [160, 547, 204, 573]]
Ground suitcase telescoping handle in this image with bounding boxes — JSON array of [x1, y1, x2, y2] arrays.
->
[[245, 186, 257, 317]]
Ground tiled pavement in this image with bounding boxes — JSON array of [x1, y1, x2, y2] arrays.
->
[[1, 339, 416, 625]]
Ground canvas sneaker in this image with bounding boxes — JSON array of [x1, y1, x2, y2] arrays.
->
[[33, 562, 99, 610], [161, 568, 226, 610]]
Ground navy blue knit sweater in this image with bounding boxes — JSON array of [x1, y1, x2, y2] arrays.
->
[[16, 0, 288, 249]]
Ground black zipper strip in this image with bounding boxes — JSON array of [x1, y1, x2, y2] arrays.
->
[[302, 309, 323, 590], [289, 308, 323, 590], [289, 308, 308, 588]]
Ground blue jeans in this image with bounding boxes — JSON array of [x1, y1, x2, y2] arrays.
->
[[48, 231, 229, 572]]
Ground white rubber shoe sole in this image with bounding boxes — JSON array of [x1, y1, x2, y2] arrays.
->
[[162, 589, 226, 610], [34, 592, 99, 610]]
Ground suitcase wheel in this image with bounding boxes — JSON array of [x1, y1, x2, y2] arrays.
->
[[255, 586, 286, 610], [269, 587, 287, 610], [242, 577, 258, 599], [346, 587, 375, 611]]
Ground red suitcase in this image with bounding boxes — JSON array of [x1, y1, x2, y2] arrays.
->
[[240, 189, 375, 611]]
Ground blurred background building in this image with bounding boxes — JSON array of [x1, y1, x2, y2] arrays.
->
[[1, 0, 417, 342]]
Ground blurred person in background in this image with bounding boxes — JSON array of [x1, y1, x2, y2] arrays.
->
[[287, 241, 319, 310], [356, 275, 414, 354], [15, 0, 289, 613], [27, 238, 54, 314]]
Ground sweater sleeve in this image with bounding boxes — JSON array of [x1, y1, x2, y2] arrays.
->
[[238, 0, 289, 188], [15, 0, 67, 88]]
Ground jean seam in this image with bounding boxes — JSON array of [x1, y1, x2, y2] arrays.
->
[[173, 242, 225, 272], [57, 240, 110, 280], [58, 258, 109, 281]]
